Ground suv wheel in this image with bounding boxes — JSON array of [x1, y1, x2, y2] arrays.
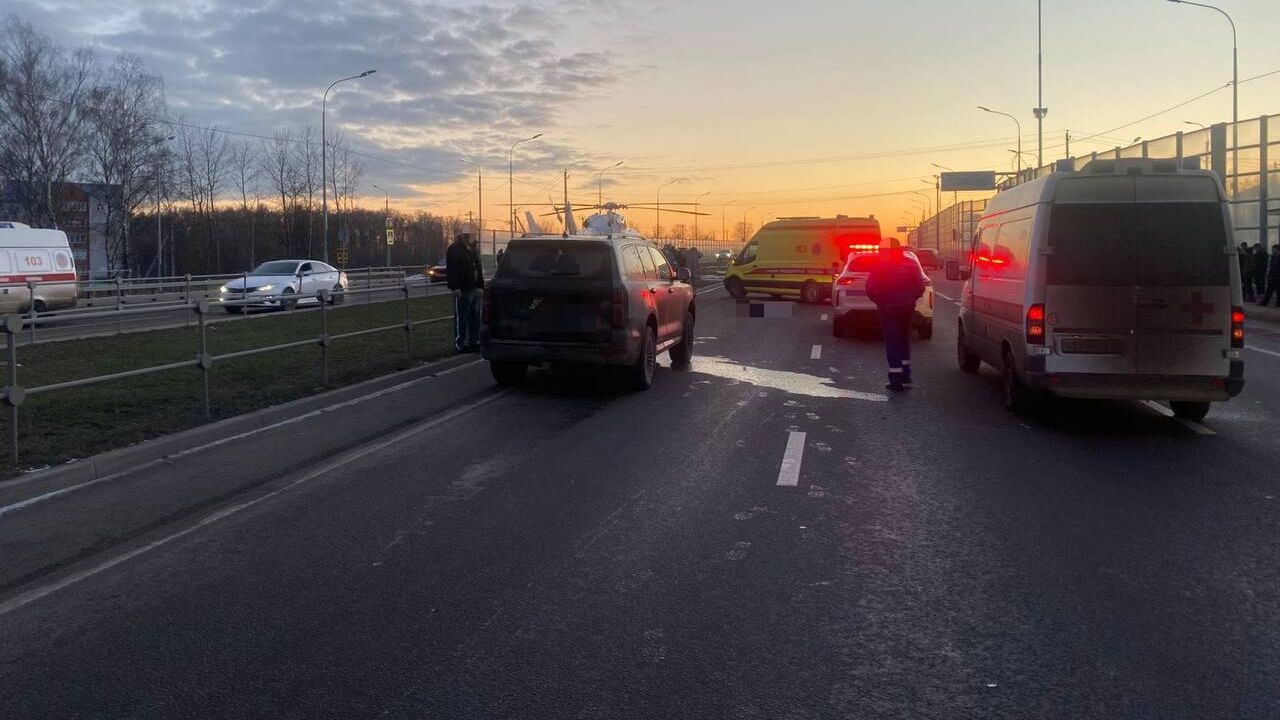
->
[[629, 325, 657, 390], [669, 311, 695, 366], [490, 361, 527, 387]]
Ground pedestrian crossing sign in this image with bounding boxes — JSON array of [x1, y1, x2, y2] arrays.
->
[[386, 228, 395, 246]]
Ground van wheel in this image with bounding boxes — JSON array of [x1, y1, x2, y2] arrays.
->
[[490, 361, 527, 387], [1002, 351, 1033, 414], [31, 299, 47, 314], [800, 281, 820, 304], [1170, 401, 1211, 422], [957, 327, 980, 373], [669, 312, 695, 366], [917, 318, 933, 341], [725, 277, 746, 299], [628, 325, 657, 390]]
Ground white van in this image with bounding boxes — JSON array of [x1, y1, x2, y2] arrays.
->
[[0, 222, 79, 314], [956, 159, 1244, 421]]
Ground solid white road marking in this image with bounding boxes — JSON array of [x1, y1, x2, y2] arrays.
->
[[0, 359, 487, 517], [810, 344, 822, 360], [776, 431, 806, 487], [1141, 401, 1217, 436], [1248, 345, 1280, 359], [696, 285, 724, 296], [820, 314, 829, 322], [0, 390, 510, 619]]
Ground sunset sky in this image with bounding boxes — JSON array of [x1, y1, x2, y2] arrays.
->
[[11, 0, 1280, 240]]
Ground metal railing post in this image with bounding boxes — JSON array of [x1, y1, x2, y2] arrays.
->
[[366, 267, 373, 305], [184, 274, 193, 327], [2, 316, 25, 463], [402, 283, 412, 362], [195, 301, 211, 419], [319, 289, 330, 386], [25, 280, 37, 344]]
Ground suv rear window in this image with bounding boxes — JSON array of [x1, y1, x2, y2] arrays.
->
[[1046, 203, 1228, 287], [499, 241, 614, 280], [846, 254, 880, 272]]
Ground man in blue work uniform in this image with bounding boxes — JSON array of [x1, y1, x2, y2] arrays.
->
[[865, 238, 926, 391]]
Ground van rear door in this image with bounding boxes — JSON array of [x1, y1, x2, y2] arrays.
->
[[1132, 180, 1231, 377], [1045, 192, 1139, 376]]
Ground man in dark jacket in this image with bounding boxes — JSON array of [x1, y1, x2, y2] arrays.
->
[[1240, 243, 1256, 301], [446, 232, 485, 353], [865, 238, 926, 391], [1251, 243, 1269, 301], [1261, 243, 1280, 307]]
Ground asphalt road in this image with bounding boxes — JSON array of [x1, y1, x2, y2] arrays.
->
[[2, 277, 1280, 718]]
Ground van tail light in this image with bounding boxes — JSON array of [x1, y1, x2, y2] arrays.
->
[[481, 287, 492, 324], [611, 287, 627, 328], [1231, 306, 1245, 348], [835, 276, 856, 286], [1026, 303, 1046, 345]]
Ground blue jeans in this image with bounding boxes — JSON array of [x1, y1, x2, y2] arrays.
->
[[453, 289, 481, 351], [879, 305, 914, 385]]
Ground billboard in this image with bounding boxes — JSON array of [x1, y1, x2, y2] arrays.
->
[[940, 171, 997, 192]]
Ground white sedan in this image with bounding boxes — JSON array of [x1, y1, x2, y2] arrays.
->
[[219, 260, 349, 313]]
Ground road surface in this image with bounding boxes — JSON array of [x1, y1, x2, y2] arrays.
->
[[1, 276, 1279, 718]]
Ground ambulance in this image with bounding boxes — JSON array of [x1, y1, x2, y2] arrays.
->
[[724, 216, 881, 303], [0, 222, 79, 314]]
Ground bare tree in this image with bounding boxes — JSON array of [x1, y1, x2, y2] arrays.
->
[[228, 138, 259, 266], [175, 121, 229, 270], [85, 54, 168, 275], [0, 17, 96, 228], [295, 125, 319, 257], [260, 129, 300, 256]]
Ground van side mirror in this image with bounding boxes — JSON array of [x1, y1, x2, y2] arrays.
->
[[677, 267, 691, 282]]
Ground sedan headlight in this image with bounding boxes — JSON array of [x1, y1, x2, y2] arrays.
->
[[219, 285, 229, 294], [256, 284, 275, 293]]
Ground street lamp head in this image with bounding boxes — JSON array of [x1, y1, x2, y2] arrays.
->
[[531, 133, 543, 140], [360, 70, 377, 77], [978, 106, 991, 112]]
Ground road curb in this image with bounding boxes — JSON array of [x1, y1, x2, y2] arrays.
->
[[0, 352, 481, 500]]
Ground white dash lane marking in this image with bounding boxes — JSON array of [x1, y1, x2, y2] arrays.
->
[[1142, 401, 1217, 436], [935, 291, 956, 303], [1248, 345, 1280, 359], [776, 431, 807, 487], [820, 314, 829, 322], [810, 345, 822, 360]]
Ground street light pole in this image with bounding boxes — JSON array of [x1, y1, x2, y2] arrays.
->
[[509, 133, 543, 243], [597, 161, 623, 206], [373, 184, 390, 267], [693, 191, 711, 251], [1168, 0, 1237, 194], [1033, 0, 1047, 168], [321, 70, 376, 265], [657, 178, 679, 241], [979, 106, 1023, 177]]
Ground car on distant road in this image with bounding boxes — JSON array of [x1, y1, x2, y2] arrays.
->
[[715, 249, 734, 261], [482, 236, 696, 389], [831, 250, 933, 340], [426, 264, 448, 283], [219, 260, 348, 313], [910, 247, 941, 270]]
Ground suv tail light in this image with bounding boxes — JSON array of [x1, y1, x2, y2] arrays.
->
[[1231, 306, 1245, 348], [481, 287, 492, 324], [611, 287, 627, 328], [835, 276, 856, 286], [1026, 303, 1046, 345]]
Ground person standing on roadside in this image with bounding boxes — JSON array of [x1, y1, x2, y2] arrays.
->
[[446, 232, 485, 353], [1251, 243, 1269, 302], [1261, 243, 1280, 307], [1240, 242, 1256, 302], [865, 238, 926, 392]]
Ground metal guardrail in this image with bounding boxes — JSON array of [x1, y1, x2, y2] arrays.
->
[[0, 279, 451, 463]]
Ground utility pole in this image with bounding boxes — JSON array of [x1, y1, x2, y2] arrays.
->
[[1065, 130, 1071, 160], [1033, 0, 1047, 169]]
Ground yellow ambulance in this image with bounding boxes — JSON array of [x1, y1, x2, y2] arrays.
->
[[723, 216, 882, 303]]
